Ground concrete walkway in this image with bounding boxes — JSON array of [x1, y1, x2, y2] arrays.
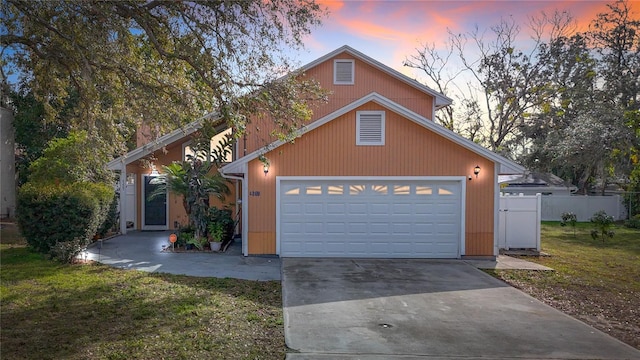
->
[[84, 232, 550, 280], [84, 231, 281, 281], [465, 254, 554, 270]]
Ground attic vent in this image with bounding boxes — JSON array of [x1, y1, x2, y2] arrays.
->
[[356, 111, 385, 146], [334, 59, 354, 84]]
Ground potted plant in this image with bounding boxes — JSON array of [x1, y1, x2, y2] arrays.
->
[[208, 222, 224, 251]]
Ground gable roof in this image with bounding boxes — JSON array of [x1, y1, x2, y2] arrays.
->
[[220, 92, 524, 175], [107, 112, 221, 170], [300, 45, 453, 109]]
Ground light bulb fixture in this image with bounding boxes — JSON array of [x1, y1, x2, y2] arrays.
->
[[473, 165, 481, 178], [259, 155, 270, 176], [150, 164, 159, 176]]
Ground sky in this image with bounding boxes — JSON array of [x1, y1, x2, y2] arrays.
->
[[294, 0, 640, 84]]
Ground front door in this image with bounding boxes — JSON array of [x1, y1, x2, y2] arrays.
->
[[142, 175, 168, 230]]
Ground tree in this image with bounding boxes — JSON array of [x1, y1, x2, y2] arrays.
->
[[28, 130, 113, 185], [8, 91, 70, 185], [450, 18, 549, 155], [404, 40, 460, 131], [589, 0, 640, 111], [409, 13, 573, 155], [520, 33, 600, 192], [2, 0, 327, 156]]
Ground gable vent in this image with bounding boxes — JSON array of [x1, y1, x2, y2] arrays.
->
[[334, 59, 354, 84], [356, 111, 385, 145]]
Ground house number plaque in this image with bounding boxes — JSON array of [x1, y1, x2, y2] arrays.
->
[[249, 191, 261, 197]]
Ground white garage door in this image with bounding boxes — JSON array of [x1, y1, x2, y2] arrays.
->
[[278, 178, 463, 258]]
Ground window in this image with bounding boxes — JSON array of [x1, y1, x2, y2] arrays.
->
[[182, 128, 233, 163], [356, 111, 385, 145], [334, 59, 354, 84]]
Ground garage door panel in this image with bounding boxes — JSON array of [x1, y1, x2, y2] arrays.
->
[[304, 203, 324, 214], [391, 203, 412, 215], [369, 203, 390, 215], [279, 179, 462, 258], [326, 203, 346, 214], [282, 203, 302, 215], [326, 222, 346, 234], [305, 222, 324, 234]]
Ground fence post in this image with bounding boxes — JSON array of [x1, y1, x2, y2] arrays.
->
[[536, 193, 541, 252]]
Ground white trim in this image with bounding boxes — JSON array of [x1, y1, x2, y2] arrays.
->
[[107, 112, 222, 170], [242, 162, 249, 256], [460, 178, 467, 256], [300, 45, 452, 108], [276, 176, 466, 258], [356, 110, 385, 146], [141, 174, 169, 230], [493, 164, 500, 256], [119, 161, 128, 234], [333, 59, 355, 85], [182, 140, 192, 161], [221, 93, 525, 175]]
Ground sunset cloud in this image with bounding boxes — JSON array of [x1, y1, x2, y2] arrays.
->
[[297, 0, 640, 81]]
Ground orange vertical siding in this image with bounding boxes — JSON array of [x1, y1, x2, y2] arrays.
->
[[244, 51, 436, 154], [246, 101, 496, 256], [128, 136, 237, 230]]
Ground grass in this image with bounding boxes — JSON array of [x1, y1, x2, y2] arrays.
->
[[486, 221, 640, 350], [0, 224, 286, 360]]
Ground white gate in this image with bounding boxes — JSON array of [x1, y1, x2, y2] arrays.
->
[[499, 193, 541, 251]]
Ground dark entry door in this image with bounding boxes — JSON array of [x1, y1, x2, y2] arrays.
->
[[143, 175, 167, 230]]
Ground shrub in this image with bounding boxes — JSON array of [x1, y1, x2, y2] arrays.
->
[[624, 214, 640, 229], [208, 207, 235, 243], [17, 181, 114, 261], [560, 212, 578, 236], [590, 210, 615, 242], [97, 194, 118, 237], [28, 130, 113, 185]]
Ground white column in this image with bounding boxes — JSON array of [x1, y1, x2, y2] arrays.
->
[[119, 161, 128, 235]]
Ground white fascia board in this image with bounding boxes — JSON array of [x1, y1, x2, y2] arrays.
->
[[499, 163, 527, 175], [298, 45, 453, 108], [374, 95, 525, 173], [107, 112, 222, 170], [221, 93, 382, 174], [221, 92, 525, 175]]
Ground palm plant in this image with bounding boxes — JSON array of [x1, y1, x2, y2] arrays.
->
[[151, 135, 232, 240]]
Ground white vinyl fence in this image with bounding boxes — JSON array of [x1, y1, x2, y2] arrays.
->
[[541, 195, 625, 222], [498, 193, 541, 251]]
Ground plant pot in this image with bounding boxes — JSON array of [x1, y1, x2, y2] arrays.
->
[[210, 242, 222, 252]]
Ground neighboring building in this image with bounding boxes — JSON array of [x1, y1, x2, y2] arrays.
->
[[500, 172, 577, 196], [109, 45, 524, 259], [0, 106, 16, 219]]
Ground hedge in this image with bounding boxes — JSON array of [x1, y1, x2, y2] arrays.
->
[[17, 181, 114, 262]]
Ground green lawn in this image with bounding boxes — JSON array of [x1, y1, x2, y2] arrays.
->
[[0, 224, 286, 360], [487, 221, 640, 350]]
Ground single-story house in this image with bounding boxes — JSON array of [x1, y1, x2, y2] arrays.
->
[[108, 45, 524, 259], [499, 172, 577, 196]]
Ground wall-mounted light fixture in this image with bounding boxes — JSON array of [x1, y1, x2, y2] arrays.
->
[[150, 164, 159, 176], [474, 165, 481, 178], [259, 155, 270, 176]]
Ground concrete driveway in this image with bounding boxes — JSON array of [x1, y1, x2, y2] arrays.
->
[[282, 258, 640, 359]]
